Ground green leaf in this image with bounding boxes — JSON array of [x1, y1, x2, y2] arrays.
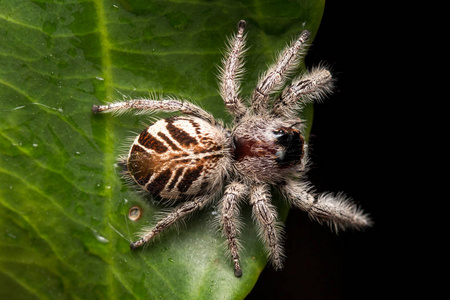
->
[[0, 0, 324, 299]]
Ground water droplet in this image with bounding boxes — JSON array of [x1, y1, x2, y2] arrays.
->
[[168, 258, 174, 263], [32, 143, 38, 147], [95, 76, 104, 81], [128, 206, 142, 221], [92, 230, 109, 243], [97, 236, 108, 243]]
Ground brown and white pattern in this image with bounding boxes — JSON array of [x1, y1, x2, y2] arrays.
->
[[127, 116, 231, 200]]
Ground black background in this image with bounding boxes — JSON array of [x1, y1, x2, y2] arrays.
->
[[247, 2, 393, 299]]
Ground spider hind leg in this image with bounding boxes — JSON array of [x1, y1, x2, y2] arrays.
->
[[250, 184, 285, 270], [130, 194, 216, 249], [219, 20, 249, 120], [219, 182, 247, 277]]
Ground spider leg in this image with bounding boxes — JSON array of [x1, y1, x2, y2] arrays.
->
[[280, 179, 372, 232], [252, 30, 310, 114], [92, 99, 218, 126], [219, 20, 248, 120], [250, 184, 285, 270], [130, 193, 214, 250], [219, 182, 247, 277], [271, 67, 334, 119]]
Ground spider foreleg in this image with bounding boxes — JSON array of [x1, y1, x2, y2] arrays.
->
[[281, 179, 372, 232], [272, 66, 334, 118], [251, 30, 310, 114]]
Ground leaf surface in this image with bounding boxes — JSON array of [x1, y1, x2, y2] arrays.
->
[[0, 0, 324, 299]]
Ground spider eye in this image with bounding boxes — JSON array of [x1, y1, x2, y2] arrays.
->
[[274, 127, 304, 167], [273, 129, 286, 137]]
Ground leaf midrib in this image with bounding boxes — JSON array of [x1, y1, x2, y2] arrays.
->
[[92, 1, 120, 298]]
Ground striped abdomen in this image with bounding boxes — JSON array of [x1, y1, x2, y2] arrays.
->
[[127, 116, 230, 200]]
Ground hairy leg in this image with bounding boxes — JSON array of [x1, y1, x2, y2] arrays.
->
[[252, 30, 310, 114], [250, 184, 284, 270], [219, 182, 247, 277], [130, 194, 214, 249], [272, 67, 334, 118], [281, 179, 372, 231], [219, 20, 248, 120], [92, 99, 218, 126]]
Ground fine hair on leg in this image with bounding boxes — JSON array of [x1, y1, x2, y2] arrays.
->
[[280, 179, 372, 232], [92, 98, 218, 126], [250, 184, 285, 270], [218, 20, 248, 120], [130, 193, 215, 250], [218, 181, 248, 277], [251, 30, 310, 114], [271, 66, 334, 118]]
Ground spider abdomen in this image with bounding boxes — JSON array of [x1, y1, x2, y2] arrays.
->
[[127, 116, 230, 200]]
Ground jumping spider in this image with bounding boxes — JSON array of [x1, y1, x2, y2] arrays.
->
[[92, 20, 371, 277]]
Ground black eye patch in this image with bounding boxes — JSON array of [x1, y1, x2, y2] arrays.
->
[[274, 128, 304, 167]]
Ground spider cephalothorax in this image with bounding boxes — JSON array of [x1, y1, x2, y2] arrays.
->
[[232, 116, 305, 183], [92, 20, 371, 277]]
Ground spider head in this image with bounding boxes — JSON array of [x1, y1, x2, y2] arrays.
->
[[232, 117, 304, 182]]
